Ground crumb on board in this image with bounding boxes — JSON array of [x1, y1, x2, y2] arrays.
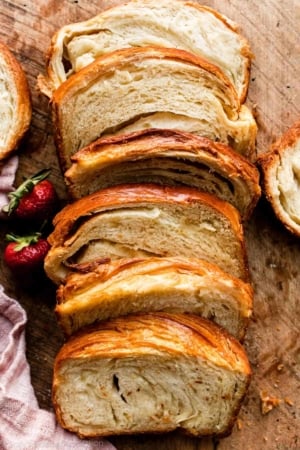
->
[[260, 390, 281, 414], [236, 418, 243, 430], [284, 397, 294, 406]]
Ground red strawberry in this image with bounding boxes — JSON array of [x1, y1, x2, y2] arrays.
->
[[4, 232, 50, 277], [2, 169, 58, 225]]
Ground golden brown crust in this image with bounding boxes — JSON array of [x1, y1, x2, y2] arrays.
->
[[51, 46, 242, 171], [257, 120, 300, 236], [58, 255, 251, 296], [66, 128, 261, 219], [48, 183, 244, 246], [0, 41, 31, 160], [52, 312, 251, 438], [54, 312, 251, 374], [52, 45, 238, 110], [43, 0, 252, 103], [45, 183, 249, 284], [55, 256, 253, 339], [259, 120, 300, 171]]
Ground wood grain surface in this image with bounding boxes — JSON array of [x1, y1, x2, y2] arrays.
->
[[0, 1, 299, 449]]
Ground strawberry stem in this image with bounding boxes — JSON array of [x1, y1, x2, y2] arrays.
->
[[2, 169, 51, 215], [5, 232, 41, 251]]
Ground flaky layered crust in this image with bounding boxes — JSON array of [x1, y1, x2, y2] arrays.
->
[[56, 256, 253, 339], [45, 184, 249, 283], [55, 312, 251, 373], [0, 42, 31, 160], [52, 45, 238, 113], [50, 46, 257, 171], [66, 129, 260, 219], [39, 0, 252, 102], [258, 120, 300, 236], [53, 312, 251, 438]]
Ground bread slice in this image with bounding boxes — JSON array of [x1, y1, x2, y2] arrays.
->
[[104, 108, 257, 158], [66, 129, 261, 219], [39, 0, 252, 103], [51, 46, 257, 171], [258, 120, 300, 236], [0, 42, 31, 161], [44, 184, 249, 284], [56, 256, 253, 339], [52, 312, 251, 438]]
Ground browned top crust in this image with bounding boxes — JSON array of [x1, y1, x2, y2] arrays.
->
[[55, 255, 253, 339], [45, 183, 249, 284], [49, 183, 244, 246], [52, 45, 239, 113], [52, 312, 251, 438], [54, 312, 252, 375], [0, 41, 31, 160], [65, 128, 261, 219], [50, 45, 249, 171]]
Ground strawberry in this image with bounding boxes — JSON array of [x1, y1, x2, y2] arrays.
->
[[2, 169, 58, 225], [4, 232, 50, 277]]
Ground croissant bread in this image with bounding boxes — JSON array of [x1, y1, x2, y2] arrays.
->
[[39, 0, 252, 103], [56, 256, 253, 339], [44, 184, 249, 284], [52, 312, 251, 438], [258, 120, 300, 236], [51, 46, 257, 171], [0, 41, 31, 161], [66, 129, 261, 219], [104, 107, 257, 159]]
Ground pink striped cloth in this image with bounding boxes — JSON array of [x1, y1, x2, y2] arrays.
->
[[0, 158, 116, 450], [0, 156, 18, 219]]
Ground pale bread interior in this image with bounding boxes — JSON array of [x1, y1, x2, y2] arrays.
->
[[44, 0, 251, 101], [55, 354, 248, 437]]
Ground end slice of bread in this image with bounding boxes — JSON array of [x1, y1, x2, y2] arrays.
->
[[0, 42, 31, 160], [258, 120, 300, 236], [52, 312, 251, 438], [39, 0, 252, 103], [66, 129, 261, 219]]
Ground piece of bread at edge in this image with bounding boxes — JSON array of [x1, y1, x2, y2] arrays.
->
[[52, 312, 251, 438], [44, 184, 249, 284], [56, 256, 253, 339], [257, 120, 300, 236], [66, 129, 261, 220], [0, 41, 31, 161], [51, 47, 257, 171], [39, 0, 252, 103]]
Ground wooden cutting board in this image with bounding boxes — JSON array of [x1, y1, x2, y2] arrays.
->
[[0, 1, 299, 449]]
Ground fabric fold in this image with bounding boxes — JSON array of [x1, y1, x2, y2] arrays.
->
[[0, 286, 116, 450], [0, 156, 18, 218]]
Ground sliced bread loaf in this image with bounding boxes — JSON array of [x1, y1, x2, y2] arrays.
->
[[66, 129, 261, 219], [44, 184, 249, 284], [52, 312, 251, 438], [51, 46, 257, 170], [40, 0, 252, 102], [56, 256, 253, 339], [104, 108, 257, 158]]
